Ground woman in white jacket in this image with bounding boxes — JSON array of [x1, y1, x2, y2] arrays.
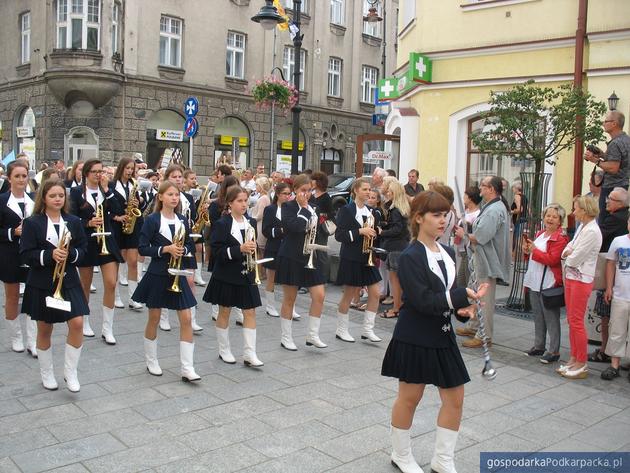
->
[[559, 195, 602, 380]]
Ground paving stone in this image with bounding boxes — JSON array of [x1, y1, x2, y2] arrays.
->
[[0, 398, 26, 416], [508, 415, 584, 448], [551, 398, 622, 427], [239, 446, 341, 473], [315, 424, 390, 463], [457, 433, 538, 465], [132, 390, 224, 420], [75, 387, 165, 415], [255, 398, 343, 429], [265, 381, 346, 406], [324, 450, 391, 473], [112, 412, 210, 448], [156, 443, 267, 473], [0, 427, 58, 458], [18, 383, 110, 411], [495, 395, 565, 422], [570, 417, 630, 450], [11, 433, 126, 473], [179, 417, 273, 453], [0, 403, 86, 435], [0, 457, 21, 473], [320, 401, 390, 433], [83, 439, 196, 473], [196, 395, 284, 426], [460, 411, 526, 442], [47, 407, 148, 442], [43, 464, 90, 472]]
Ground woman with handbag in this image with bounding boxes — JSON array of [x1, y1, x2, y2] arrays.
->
[[522, 204, 569, 364]]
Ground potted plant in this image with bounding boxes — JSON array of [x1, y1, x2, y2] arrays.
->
[[251, 76, 298, 115]]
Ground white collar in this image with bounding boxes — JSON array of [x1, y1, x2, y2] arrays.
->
[[276, 205, 282, 221], [230, 215, 249, 244], [355, 203, 371, 226], [421, 242, 456, 290], [45, 215, 68, 248], [159, 214, 183, 242], [115, 180, 129, 200], [85, 187, 104, 210], [7, 192, 34, 219]]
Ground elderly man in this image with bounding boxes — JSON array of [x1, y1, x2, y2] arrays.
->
[[589, 187, 630, 364], [584, 111, 630, 220], [240, 168, 256, 194], [461, 175, 511, 348], [371, 167, 388, 192]]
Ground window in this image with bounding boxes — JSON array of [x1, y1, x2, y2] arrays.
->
[[283, 47, 306, 90], [20, 12, 31, 64], [361, 66, 378, 103], [226, 31, 246, 79], [328, 58, 342, 97], [111, 2, 120, 54], [56, 0, 100, 50], [401, 0, 416, 28], [159, 15, 182, 68], [330, 0, 344, 25], [283, 0, 308, 13], [362, 0, 382, 37]]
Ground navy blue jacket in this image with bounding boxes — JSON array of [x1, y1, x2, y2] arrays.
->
[[277, 200, 315, 264], [138, 212, 195, 275], [262, 204, 285, 254], [380, 205, 410, 252], [19, 213, 87, 290], [392, 241, 470, 348], [210, 214, 258, 286], [335, 202, 381, 263], [0, 192, 33, 251]]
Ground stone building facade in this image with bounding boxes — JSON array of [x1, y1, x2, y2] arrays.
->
[[0, 0, 398, 176]]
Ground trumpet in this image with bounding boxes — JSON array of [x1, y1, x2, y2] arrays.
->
[[244, 221, 261, 285], [52, 228, 72, 301], [168, 225, 187, 293], [95, 204, 110, 255], [122, 179, 143, 235], [362, 213, 376, 267], [303, 214, 318, 270], [191, 186, 211, 235]]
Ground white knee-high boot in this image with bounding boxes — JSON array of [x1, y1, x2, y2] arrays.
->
[[335, 311, 355, 342], [216, 327, 236, 363], [243, 328, 264, 367], [280, 317, 297, 351], [430, 427, 459, 473], [194, 267, 207, 286], [264, 290, 279, 317], [211, 304, 219, 321], [83, 314, 95, 337], [234, 307, 244, 326], [191, 306, 203, 332], [7, 317, 24, 352], [306, 315, 327, 348], [159, 308, 171, 331], [118, 263, 128, 286], [180, 341, 201, 381], [101, 306, 116, 345], [114, 286, 124, 308], [361, 310, 382, 342], [391, 426, 424, 473], [128, 280, 143, 310], [25, 316, 38, 357], [63, 344, 82, 393], [144, 337, 162, 376], [37, 346, 58, 391]]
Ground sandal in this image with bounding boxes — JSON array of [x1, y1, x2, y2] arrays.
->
[[601, 366, 620, 380], [357, 303, 368, 311], [381, 296, 394, 305], [588, 349, 611, 363], [379, 309, 399, 319], [349, 302, 361, 309]]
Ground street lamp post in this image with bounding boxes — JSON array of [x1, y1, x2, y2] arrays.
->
[[364, 0, 385, 77]]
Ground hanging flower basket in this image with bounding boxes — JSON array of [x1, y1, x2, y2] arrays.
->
[[251, 76, 298, 114]]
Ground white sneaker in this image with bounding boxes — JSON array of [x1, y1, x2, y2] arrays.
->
[[159, 309, 171, 331]]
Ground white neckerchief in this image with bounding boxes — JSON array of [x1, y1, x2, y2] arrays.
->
[[355, 203, 371, 226], [159, 214, 183, 242], [7, 192, 34, 219], [181, 193, 191, 214], [45, 215, 68, 247], [86, 186, 104, 210], [71, 180, 79, 188], [230, 215, 248, 244], [276, 205, 282, 221], [115, 180, 129, 201], [421, 242, 456, 290]]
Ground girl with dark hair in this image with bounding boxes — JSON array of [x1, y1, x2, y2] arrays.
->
[[64, 160, 84, 188], [382, 191, 487, 473], [111, 157, 146, 311], [0, 161, 37, 356], [261, 182, 291, 317], [69, 158, 124, 344], [203, 186, 264, 367], [131, 181, 201, 382], [276, 174, 327, 351], [334, 177, 383, 343], [20, 180, 89, 392]]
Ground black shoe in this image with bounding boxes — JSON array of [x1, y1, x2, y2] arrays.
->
[[525, 347, 545, 357], [601, 366, 620, 380], [497, 280, 509, 286], [540, 352, 560, 364], [588, 349, 611, 363]]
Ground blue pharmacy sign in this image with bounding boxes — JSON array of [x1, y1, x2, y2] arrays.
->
[[184, 97, 199, 118]]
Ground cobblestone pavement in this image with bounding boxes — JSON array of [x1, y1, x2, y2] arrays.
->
[[1, 270, 629, 473]]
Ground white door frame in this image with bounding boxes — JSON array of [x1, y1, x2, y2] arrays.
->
[[64, 126, 99, 164]]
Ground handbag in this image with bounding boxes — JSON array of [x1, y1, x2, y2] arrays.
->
[[592, 253, 608, 291], [540, 266, 565, 309], [322, 219, 336, 236]]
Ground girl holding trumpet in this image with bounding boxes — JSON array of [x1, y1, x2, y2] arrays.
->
[[110, 157, 146, 311], [69, 159, 124, 344], [20, 180, 89, 392], [203, 186, 264, 367], [0, 160, 37, 356], [131, 180, 200, 381], [334, 177, 382, 343], [275, 174, 327, 351]]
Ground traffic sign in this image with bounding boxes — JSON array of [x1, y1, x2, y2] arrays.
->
[[184, 97, 199, 118], [184, 117, 198, 138]]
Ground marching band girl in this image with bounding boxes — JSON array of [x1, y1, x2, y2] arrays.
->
[[381, 191, 487, 473], [111, 157, 145, 311], [261, 182, 291, 317], [131, 180, 201, 382], [20, 180, 89, 392], [183, 169, 207, 288], [275, 174, 327, 351], [0, 161, 37, 356], [334, 178, 382, 343], [64, 160, 83, 189], [69, 159, 124, 344], [158, 165, 202, 332], [203, 186, 264, 367]]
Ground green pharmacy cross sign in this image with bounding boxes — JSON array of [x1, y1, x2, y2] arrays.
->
[[378, 52, 432, 102], [410, 53, 432, 84]]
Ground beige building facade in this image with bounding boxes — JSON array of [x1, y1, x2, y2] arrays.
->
[[0, 0, 397, 175]]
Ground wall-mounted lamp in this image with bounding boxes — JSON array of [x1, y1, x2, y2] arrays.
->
[[608, 91, 619, 111]]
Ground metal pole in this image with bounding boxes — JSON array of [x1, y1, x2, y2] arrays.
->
[[290, 0, 302, 176], [382, 0, 386, 78], [189, 136, 193, 170], [270, 28, 277, 173]]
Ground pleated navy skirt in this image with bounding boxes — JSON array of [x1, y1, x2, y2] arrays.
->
[[262, 248, 277, 270], [22, 285, 88, 324], [336, 258, 382, 287], [79, 236, 124, 267], [381, 339, 470, 389], [203, 278, 261, 310], [132, 272, 197, 310], [0, 247, 28, 283], [275, 256, 325, 288]]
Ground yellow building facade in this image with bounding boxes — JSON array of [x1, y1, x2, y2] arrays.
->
[[384, 0, 630, 211]]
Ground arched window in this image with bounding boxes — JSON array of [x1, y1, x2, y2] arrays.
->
[[15, 107, 36, 168], [146, 109, 187, 170], [214, 117, 251, 170], [65, 126, 99, 164]]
